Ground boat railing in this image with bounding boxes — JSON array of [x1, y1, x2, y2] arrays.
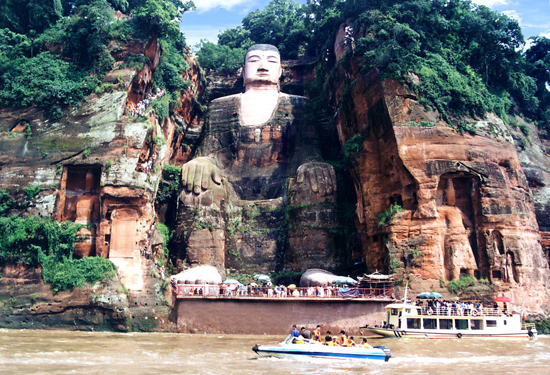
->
[[522, 322, 536, 331], [418, 306, 511, 318], [174, 285, 395, 299]]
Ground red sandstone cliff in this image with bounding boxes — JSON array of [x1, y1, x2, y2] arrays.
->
[[328, 23, 550, 315]]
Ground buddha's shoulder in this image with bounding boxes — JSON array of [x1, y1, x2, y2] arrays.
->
[[211, 94, 241, 106]]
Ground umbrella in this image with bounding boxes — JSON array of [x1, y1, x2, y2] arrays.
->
[[417, 292, 443, 299], [223, 279, 243, 286], [249, 282, 258, 287], [288, 284, 297, 289], [253, 274, 271, 282], [494, 296, 513, 303], [333, 276, 357, 285]]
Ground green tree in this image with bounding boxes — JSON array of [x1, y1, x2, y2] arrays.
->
[[133, 0, 195, 39], [196, 40, 246, 71]]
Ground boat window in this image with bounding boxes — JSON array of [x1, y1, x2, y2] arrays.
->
[[407, 318, 420, 329], [423, 318, 437, 329], [504, 320, 507, 325], [470, 320, 483, 330], [391, 309, 398, 316], [439, 319, 453, 330], [405, 309, 411, 313], [455, 319, 468, 330], [486, 320, 497, 328]]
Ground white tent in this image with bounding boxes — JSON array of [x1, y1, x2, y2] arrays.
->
[[171, 265, 222, 285], [299, 269, 339, 287]]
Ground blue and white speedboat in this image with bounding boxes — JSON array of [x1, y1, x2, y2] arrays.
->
[[252, 335, 391, 361]]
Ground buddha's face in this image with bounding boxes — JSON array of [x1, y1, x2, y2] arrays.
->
[[243, 49, 282, 88]]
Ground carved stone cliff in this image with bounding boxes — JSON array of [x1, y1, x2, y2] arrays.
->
[[328, 24, 550, 314]]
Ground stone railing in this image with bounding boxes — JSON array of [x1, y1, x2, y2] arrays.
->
[[175, 285, 394, 300]]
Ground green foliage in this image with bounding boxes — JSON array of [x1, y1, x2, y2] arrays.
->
[[271, 270, 303, 286], [0, 215, 116, 293], [155, 165, 181, 205], [410, 248, 419, 258], [0, 190, 16, 216], [156, 222, 170, 255], [104, 159, 112, 173], [377, 203, 404, 228], [152, 135, 166, 147], [82, 149, 91, 159], [195, 40, 246, 72], [133, 0, 195, 40], [150, 94, 170, 122], [533, 318, 550, 335], [40, 253, 117, 293], [447, 274, 477, 294], [344, 134, 363, 163], [24, 185, 40, 200], [120, 54, 150, 70], [0, 52, 97, 119], [95, 83, 115, 95], [389, 253, 401, 273]]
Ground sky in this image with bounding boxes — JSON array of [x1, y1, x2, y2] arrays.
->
[[180, 0, 550, 48]]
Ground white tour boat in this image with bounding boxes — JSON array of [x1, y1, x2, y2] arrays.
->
[[362, 302, 537, 339]]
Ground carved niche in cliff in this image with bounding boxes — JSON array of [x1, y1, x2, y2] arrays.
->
[[58, 165, 101, 258]]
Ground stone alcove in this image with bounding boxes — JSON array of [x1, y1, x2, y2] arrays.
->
[[59, 165, 102, 257], [436, 172, 489, 280]]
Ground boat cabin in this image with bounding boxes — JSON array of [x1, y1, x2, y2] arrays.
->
[[384, 303, 526, 333]]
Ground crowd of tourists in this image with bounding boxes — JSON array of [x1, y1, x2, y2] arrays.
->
[[138, 152, 157, 174], [290, 325, 373, 348], [174, 282, 391, 299], [414, 299, 508, 316], [125, 88, 166, 118]]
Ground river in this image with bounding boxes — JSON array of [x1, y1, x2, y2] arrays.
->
[[0, 329, 548, 374]]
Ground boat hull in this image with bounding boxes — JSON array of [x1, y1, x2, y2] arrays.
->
[[363, 327, 536, 339], [253, 343, 391, 361]]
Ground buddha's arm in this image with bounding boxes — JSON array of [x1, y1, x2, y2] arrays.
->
[[181, 157, 222, 194]]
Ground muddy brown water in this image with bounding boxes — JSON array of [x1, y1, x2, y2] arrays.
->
[[0, 329, 548, 374]]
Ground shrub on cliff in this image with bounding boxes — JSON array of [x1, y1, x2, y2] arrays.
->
[[377, 203, 404, 228], [0, 215, 117, 293]]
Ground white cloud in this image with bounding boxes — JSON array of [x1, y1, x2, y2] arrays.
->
[[470, 0, 510, 6], [193, 0, 255, 13], [502, 10, 522, 25]]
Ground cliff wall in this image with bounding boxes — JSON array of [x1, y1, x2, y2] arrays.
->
[[329, 26, 550, 314]]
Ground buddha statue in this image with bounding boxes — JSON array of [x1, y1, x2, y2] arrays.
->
[[176, 44, 339, 272]]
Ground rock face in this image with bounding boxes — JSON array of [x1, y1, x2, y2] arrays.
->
[[329, 27, 550, 314], [0, 36, 203, 330]]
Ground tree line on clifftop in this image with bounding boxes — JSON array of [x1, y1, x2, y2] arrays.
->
[[197, 0, 550, 134]]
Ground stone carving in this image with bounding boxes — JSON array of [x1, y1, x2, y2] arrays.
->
[[176, 44, 339, 272]]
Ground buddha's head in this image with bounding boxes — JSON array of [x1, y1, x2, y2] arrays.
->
[[243, 44, 282, 90]]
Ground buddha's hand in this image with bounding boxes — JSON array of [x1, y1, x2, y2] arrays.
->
[[296, 162, 337, 196], [181, 157, 222, 194]]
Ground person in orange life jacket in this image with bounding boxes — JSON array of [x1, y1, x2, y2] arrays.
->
[[348, 336, 356, 347], [361, 337, 373, 349], [324, 335, 334, 346], [312, 325, 322, 342], [339, 330, 349, 346]]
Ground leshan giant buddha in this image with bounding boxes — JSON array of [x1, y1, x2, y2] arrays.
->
[[176, 44, 341, 273]]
